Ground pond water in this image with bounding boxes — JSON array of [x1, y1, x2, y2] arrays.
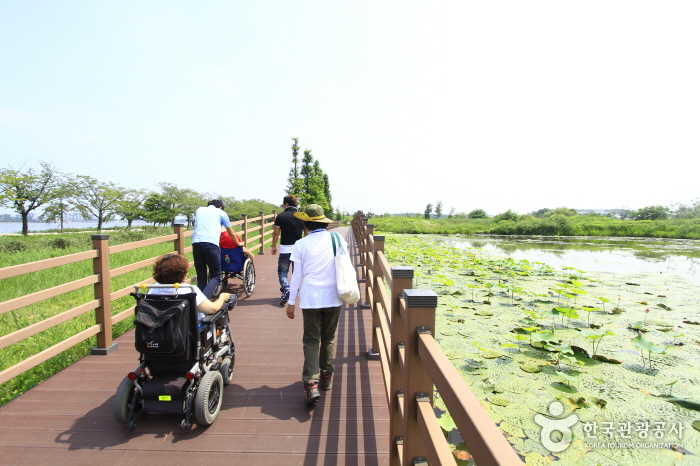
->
[[451, 235, 700, 286], [384, 234, 700, 465]]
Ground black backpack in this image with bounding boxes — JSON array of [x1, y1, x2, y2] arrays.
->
[[134, 296, 192, 356]]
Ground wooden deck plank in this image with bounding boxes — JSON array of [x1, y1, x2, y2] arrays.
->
[[0, 228, 390, 465]]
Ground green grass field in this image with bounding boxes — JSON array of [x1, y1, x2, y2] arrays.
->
[[0, 225, 272, 405], [370, 215, 700, 239]]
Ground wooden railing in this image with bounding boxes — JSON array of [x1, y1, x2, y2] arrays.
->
[[351, 213, 523, 466], [0, 212, 277, 386]]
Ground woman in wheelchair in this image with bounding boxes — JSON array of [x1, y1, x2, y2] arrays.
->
[[149, 253, 235, 321], [113, 253, 236, 431]]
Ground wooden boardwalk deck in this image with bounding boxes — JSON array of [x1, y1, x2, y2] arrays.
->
[[0, 229, 389, 466]]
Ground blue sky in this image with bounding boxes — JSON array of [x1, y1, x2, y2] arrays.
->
[[2, 1, 699, 215]]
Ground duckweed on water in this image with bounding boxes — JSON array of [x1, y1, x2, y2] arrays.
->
[[384, 234, 700, 465]]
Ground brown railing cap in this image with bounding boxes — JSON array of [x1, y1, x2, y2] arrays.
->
[[391, 266, 414, 279], [373, 235, 385, 241], [91, 234, 109, 240], [173, 223, 185, 227], [401, 289, 438, 308]]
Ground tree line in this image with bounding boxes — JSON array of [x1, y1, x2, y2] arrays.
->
[[419, 203, 700, 221], [285, 137, 338, 218], [0, 163, 277, 235]]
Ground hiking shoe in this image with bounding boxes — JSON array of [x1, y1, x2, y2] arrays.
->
[[280, 289, 290, 307], [304, 382, 321, 407], [320, 371, 333, 391]]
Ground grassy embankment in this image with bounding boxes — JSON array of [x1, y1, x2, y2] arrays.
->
[[0, 224, 270, 405], [370, 215, 700, 239]]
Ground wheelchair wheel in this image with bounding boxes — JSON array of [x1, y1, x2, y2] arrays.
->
[[194, 371, 224, 427], [113, 377, 140, 429], [220, 356, 234, 386], [242, 259, 256, 297]]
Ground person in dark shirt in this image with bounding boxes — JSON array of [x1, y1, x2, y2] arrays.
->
[[271, 195, 305, 306]]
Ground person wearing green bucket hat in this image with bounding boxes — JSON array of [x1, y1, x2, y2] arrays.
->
[[285, 204, 343, 407]]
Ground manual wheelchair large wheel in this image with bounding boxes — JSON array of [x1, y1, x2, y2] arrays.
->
[[113, 377, 140, 430], [194, 371, 224, 427], [242, 259, 256, 297]]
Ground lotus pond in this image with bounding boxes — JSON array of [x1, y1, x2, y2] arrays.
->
[[382, 234, 700, 466]]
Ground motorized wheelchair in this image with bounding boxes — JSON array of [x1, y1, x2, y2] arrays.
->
[[113, 284, 235, 431], [219, 245, 255, 297]]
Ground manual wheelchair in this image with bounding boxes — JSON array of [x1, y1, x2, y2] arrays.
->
[[219, 245, 256, 297], [113, 285, 235, 431]]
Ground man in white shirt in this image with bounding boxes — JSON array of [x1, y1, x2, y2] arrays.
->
[[191, 199, 238, 297], [286, 204, 346, 406]]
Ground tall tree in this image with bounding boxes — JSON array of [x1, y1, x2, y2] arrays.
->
[[115, 189, 147, 229], [286, 137, 304, 196], [300, 149, 315, 206], [322, 173, 333, 216], [424, 203, 433, 219], [142, 193, 176, 226], [307, 160, 329, 211], [72, 176, 123, 230], [435, 201, 443, 218], [0, 162, 60, 235], [39, 175, 78, 232]]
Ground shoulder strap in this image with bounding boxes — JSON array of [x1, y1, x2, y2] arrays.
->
[[331, 231, 338, 256]]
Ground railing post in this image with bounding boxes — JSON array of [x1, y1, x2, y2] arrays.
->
[[241, 214, 248, 247], [367, 233, 384, 359], [401, 289, 438, 465], [91, 234, 117, 355], [390, 266, 414, 466], [173, 223, 185, 255], [259, 211, 265, 254]]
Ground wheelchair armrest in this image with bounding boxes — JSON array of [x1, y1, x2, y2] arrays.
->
[[201, 309, 226, 324]]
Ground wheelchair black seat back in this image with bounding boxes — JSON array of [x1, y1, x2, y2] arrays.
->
[[113, 285, 235, 431]]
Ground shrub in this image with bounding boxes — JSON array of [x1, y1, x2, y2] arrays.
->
[[467, 209, 488, 219], [48, 238, 72, 249], [0, 240, 27, 253]]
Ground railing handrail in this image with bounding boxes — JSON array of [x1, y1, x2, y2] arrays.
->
[[351, 212, 524, 466], [0, 212, 276, 387]]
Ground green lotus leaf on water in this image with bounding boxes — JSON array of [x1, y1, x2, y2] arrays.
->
[[656, 396, 700, 412], [438, 411, 457, 432], [692, 420, 700, 432], [487, 396, 510, 407], [480, 349, 503, 359], [499, 420, 525, 437], [551, 381, 577, 393], [524, 452, 553, 466], [631, 335, 667, 354], [520, 361, 542, 373], [475, 310, 494, 317]]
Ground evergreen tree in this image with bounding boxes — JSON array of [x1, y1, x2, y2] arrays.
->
[[300, 149, 315, 205], [286, 137, 304, 195], [323, 173, 333, 216], [435, 201, 443, 218], [424, 203, 433, 219]]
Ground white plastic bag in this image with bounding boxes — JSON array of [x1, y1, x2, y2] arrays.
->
[[331, 232, 360, 305]]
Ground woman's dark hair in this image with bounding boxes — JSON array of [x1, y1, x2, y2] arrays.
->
[[153, 254, 189, 283], [305, 221, 329, 231], [283, 195, 298, 207], [208, 199, 224, 209]]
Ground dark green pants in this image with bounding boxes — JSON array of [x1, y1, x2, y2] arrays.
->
[[302, 306, 341, 383]]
